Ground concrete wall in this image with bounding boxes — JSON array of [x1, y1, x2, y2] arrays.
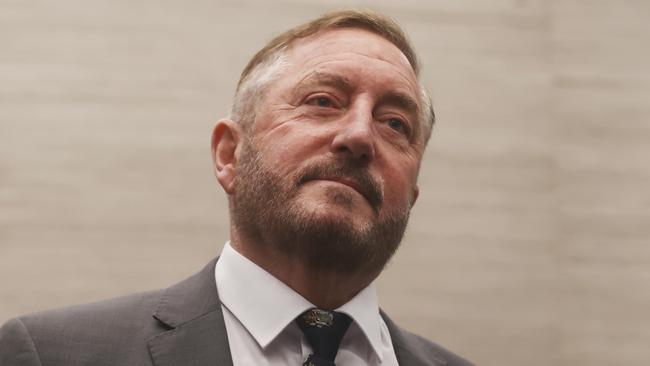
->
[[1, 1, 649, 365]]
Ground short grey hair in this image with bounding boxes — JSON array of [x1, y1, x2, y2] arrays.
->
[[229, 51, 289, 131]]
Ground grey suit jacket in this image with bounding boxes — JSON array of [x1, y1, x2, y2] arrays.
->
[[0, 258, 473, 366]]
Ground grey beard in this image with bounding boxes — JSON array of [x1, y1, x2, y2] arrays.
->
[[231, 138, 410, 275]]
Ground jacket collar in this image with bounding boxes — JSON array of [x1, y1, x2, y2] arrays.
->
[[148, 258, 233, 366]]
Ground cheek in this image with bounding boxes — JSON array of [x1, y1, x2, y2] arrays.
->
[[260, 126, 332, 169], [256, 141, 317, 177], [382, 162, 419, 205], [259, 147, 301, 178], [385, 177, 413, 205]]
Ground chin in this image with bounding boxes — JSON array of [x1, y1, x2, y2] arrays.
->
[[299, 187, 375, 217], [296, 199, 374, 230]]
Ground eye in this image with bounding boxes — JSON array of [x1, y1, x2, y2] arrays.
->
[[306, 95, 336, 108], [386, 117, 409, 136]]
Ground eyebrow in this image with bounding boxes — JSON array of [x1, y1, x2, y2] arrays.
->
[[376, 91, 420, 118], [292, 71, 354, 97]]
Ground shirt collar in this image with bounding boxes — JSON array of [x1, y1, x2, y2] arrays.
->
[[337, 281, 384, 361], [214, 242, 385, 360]]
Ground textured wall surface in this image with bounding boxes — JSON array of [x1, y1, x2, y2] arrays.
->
[[1, 1, 649, 365]]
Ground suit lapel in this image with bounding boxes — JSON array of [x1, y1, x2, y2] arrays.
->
[[381, 310, 448, 366], [148, 258, 233, 366]]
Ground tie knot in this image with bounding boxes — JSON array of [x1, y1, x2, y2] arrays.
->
[[297, 309, 352, 366], [300, 309, 335, 328]]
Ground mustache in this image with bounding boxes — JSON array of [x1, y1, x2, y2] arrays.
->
[[296, 160, 383, 210]]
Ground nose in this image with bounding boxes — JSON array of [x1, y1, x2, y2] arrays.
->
[[330, 104, 376, 164]]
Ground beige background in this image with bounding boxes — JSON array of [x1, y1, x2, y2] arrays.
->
[[1, 1, 649, 365]]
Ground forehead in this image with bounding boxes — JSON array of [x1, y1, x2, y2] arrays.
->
[[285, 28, 418, 89]]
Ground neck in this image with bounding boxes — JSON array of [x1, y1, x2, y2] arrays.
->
[[230, 230, 379, 310]]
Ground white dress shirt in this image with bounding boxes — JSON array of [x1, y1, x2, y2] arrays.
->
[[215, 242, 399, 366]]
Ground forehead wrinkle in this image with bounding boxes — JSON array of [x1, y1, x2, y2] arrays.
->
[[348, 51, 416, 86], [293, 28, 416, 76], [298, 51, 416, 92], [291, 58, 417, 102]]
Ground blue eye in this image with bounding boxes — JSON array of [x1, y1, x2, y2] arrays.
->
[[307, 96, 334, 108], [387, 118, 407, 134]]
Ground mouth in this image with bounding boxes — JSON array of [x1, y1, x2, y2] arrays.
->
[[318, 177, 366, 198], [296, 162, 383, 212]]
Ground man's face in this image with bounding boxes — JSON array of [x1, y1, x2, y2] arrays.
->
[[231, 28, 424, 275]]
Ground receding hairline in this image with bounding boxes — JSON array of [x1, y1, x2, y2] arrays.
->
[[236, 9, 420, 92]]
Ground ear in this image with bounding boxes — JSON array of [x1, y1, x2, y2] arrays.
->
[[211, 119, 241, 195], [411, 185, 419, 207]]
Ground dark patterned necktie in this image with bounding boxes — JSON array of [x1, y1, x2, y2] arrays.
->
[[296, 308, 352, 366]]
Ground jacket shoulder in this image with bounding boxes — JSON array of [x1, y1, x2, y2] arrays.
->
[[381, 310, 474, 366], [0, 290, 166, 366], [18, 289, 165, 336], [396, 327, 475, 366]]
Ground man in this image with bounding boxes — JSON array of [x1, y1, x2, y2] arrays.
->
[[0, 9, 473, 366]]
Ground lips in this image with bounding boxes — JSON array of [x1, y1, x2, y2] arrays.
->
[[317, 177, 367, 200]]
